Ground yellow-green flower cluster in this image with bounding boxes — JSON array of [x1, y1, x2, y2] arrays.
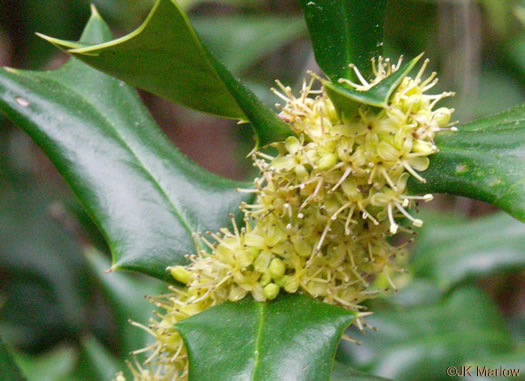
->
[[121, 57, 456, 381]]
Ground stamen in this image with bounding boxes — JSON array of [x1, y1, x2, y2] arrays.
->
[[380, 167, 398, 191], [383, 267, 398, 291], [387, 204, 399, 234], [403, 161, 427, 183], [345, 205, 356, 235], [331, 202, 352, 221], [315, 221, 332, 252], [329, 167, 352, 193], [415, 58, 430, 82], [300, 177, 323, 210], [394, 202, 423, 227], [255, 152, 275, 161], [235, 188, 258, 193], [350, 64, 370, 87]]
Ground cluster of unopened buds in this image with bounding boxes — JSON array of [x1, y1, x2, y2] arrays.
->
[[116, 56, 457, 380]]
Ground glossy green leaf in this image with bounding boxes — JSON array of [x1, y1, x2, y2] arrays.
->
[[409, 103, 525, 222], [84, 249, 165, 357], [298, 0, 387, 82], [193, 16, 306, 74], [13, 346, 76, 381], [41, 0, 291, 147], [176, 294, 356, 381], [331, 362, 391, 381], [337, 288, 513, 381], [0, 8, 253, 281], [0, 338, 26, 381], [413, 211, 525, 290]]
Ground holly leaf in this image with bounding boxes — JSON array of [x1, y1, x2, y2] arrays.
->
[[0, 7, 253, 282], [39, 0, 291, 147], [176, 294, 356, 381], [410, 103, 525, 222], [298, 0, 387, 82]]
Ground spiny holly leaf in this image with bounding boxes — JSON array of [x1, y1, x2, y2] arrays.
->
[[39, 0, 291, 147], [0, 7, 252, 282], [298, 0, 387, 83], [176, 294, 356, 381], [410, 103, 525, 222], [413, 211, 525, 290]]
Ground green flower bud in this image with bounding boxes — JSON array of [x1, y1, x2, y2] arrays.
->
[[434, 107, 452, 126], [263, 283, 280, 300], [169, 266, 191, 284]]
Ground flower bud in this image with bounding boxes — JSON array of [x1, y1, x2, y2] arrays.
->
[[433, 107, 452, 126], [263, 283, 280, 300], [169, 266, 191, 284]]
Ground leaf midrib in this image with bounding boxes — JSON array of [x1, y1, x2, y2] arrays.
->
[[30, 69, 196, 240], [251, 302, 266, 380]]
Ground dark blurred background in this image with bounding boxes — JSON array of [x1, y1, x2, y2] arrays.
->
[[0, 0, 524, 380]]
